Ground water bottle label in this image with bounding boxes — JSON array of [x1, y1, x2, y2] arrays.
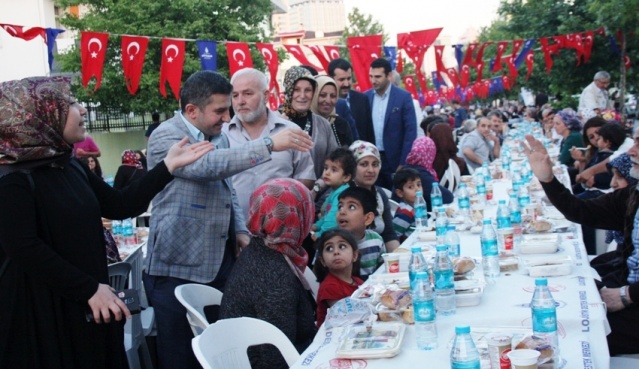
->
[[415, 206, 426, 219], [449, 243, 460, 257], [451, 361, 481, 369], [477, 184, 486, 194], [436, 225, 447, 236], [413, 300, 436, 322], [510, 211, 522, 224], [434, 269, 454, 290], [432, 196, 442, 207], [513, 182, 521, 191], [481, 239, 498, 256], [497, 217, 511, 229], [459, 197, 470, 209], [519, 196, 531, 207], [532, 307, 557, 332]]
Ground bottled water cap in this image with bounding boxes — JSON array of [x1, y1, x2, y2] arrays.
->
[[535, 278, 548, 286], [455, 325, 471, 334]]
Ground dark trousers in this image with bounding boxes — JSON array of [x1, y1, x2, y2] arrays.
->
[[375, 152, 394, 190]]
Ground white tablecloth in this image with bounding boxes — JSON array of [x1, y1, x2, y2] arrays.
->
[[291, 178, 610, 369]]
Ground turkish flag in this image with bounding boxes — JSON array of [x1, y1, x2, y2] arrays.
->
[[581, 31, 594, 63], [397, 49, 404, 73], [474, 42, 492, 66], [1, 24, 46, 42], [307, 44, 330, 72], [552, 35, 567, 49], [505, 56, 518, 80], [403, 75, 419, 100], [121, 35, 148, 95], [324, 45, 341, 60], [625, 55, 632, 70], [510, 40, 523, 59], [256, 43, 281, 110], [283, 44, 322, 72], [446, 67, 460, 87], [565, 33, 584, 65], [159, 38, 185, 100], [462, 43, 478, 67], [416, 71, 428, 94], [594, 27, 606, 36], [525, 51, 534, 81], [398, 28, 442, 69], [226, 42, 253, 76], [492, 41, 509, 72], [501, 75, 511, 91], [475, 62, 485, 83], [460, 64, 471, 88], [539, 37, 558, 74], [81, 31, 109, 91], [434, 45, 448, 80], [347, 34, 383, 92], [425, 90, 437, 105]]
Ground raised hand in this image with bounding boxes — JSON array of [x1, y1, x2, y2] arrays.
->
[[523, 134, 554, 183], [163, 137, 214, 173], [271, 128, 314, 152]]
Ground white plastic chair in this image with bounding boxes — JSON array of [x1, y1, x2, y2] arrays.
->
[[174, 284, 223, 336], [388, 199, 400, 217], [192, 317, 300, 369], [303, 267, 319, 300], [440, 158, 461, 192]]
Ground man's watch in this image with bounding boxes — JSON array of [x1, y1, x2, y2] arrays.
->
[[620, 286, 633, 308], [263, 137, 274, 153], [313, 182, 322, 193]]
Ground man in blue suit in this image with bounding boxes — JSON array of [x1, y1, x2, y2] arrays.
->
[[365, 58, 417, 189], [328, 58, 375, 144]]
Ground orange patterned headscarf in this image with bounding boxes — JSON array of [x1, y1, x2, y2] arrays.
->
[[247, 178, 314, 272]]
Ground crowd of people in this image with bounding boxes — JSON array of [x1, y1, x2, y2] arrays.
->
[[0, 58, 637, 369]]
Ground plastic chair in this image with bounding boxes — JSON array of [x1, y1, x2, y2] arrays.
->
[[440, 159, 461, 192], [192, 317, 300, 369], [107, 262, 153, 369], [388, 199, 400, 217], [174, 284, 223, 336], [303, 267, 319, 300]]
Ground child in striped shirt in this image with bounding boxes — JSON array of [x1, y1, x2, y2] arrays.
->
[[392, 168, 423, 242]]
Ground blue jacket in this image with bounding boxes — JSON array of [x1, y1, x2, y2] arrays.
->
[[335, 98, 359, 141], [365, 85, 417, 170]]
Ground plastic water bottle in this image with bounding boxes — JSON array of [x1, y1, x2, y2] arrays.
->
[[105, 176, 114, 187], [413, 271, 437, 350], [482, 161, 491, 183], [502, 149, 511, 173], [435, 207, 448, 244], [496, 200, 511, 229], [475, 173, 486, 201], [520, 162, 532, 183], [480, 219, 500, 279], [457, 183, 470, 216], [122, 218, 137, 246], [434, 245, 456, 315], [512, 169, 522, 192], [531, 278, 559, 352], [509, 193, 522, 225], [445, 225, 460, 257], [431, 183, 443, 208], [414, 191, 428, 231], [450, 325, 481, 369], [408, 246, 428, 290], [518, 186, 531, 208], [111, 220, 123, 247]]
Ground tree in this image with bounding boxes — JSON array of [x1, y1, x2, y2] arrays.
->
[[338, 7, 388, 52], [55, 0, 273, 114], [477, 0, 638, 107]]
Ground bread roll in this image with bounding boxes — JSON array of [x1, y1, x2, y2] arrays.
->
[[380, 290, 412, 309], [515, 335, 554, 363], [453, 257, 476, 274]]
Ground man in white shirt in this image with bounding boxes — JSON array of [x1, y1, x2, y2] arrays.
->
[[578, 71, 612, 120]]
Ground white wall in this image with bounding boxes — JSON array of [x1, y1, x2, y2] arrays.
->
[[0, 0, 60, 82]]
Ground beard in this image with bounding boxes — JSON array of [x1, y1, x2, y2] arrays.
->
[[236, 97, 267, 124]]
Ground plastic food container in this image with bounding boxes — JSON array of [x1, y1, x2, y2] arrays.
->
[[335, 323, 406, 359]]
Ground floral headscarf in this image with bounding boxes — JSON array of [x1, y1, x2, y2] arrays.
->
[[121, 150, 143, 169], [406, 137, 439, 181], [556, 110, 582, 131], [0, 76, 74, 166], [311, 75, 338, 122], [279, 66, 317, 119], [605, 153, 637, 245], [349, 140, 381, 163], [247, 178, 314, 274]]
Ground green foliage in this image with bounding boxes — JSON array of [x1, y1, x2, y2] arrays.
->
[[337, 7, 388, 56], [476, 0, 638, 103], [55, 0, 273, 113]]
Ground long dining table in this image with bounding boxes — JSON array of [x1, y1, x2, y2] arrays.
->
[[291, 171, 611, 369]]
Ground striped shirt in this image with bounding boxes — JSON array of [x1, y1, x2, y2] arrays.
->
[[393, 202, 415, 240], [358, 230, 386, 278], [627, 207, 639, 284]]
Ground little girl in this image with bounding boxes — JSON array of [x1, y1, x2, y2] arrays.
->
[[314, 229, 363, 327]]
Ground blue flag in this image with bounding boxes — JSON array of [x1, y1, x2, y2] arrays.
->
[[489, 77, 503, 95], [514, 38, 536, 68], [197, 40, 217, 71], [384, 46, 397, 70], [45, 28, 65, 72], [453, 44, 464, 71], [609, 35, 621, 56], [432, 71, 444, 91]]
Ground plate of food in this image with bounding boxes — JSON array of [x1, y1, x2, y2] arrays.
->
[[336, 323, 406, 359]]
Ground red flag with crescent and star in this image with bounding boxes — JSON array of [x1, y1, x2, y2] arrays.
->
[[159, 38, 185, 100], [121, 35, 148, 95], [581, 31, 594, 63], [226, 42, 253, 77], [525, 51, 535, 81], [446, 67, 460, 87], [416, 71, 428, 94], [256, 43, 281, 110], [324, 45, 341, 61], [81, 31, 109, 91], [462, 43, 478, 68], [283, 44, 322, 71], [403, 75, 419, 100], [1, 23, 46, 42], [460, 64, 471, 88], [491, 41, 509, 72], [307, 44, 330, 72], [433, 45, 448, 80], [539, 37, 559, 74], [347, 34, 383, 92], [474, 42, 492, 66]]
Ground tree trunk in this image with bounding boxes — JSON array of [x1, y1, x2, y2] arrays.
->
[[619, 30, 626, 112]]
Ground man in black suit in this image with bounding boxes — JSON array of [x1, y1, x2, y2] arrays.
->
[[328, 58, 375, 144]]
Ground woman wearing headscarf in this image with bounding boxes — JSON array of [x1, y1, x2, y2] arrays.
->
[[311, 75, 354, 147], [113, 149, 147, 189], [0, 76, 212, 368], [349, 140, 400, 251], [429, 123, 469, 181], [279, 66, 339, 179], [400, 137, 454, 211], [220, 178, 318, 369], [554, 109, 584, 167]]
